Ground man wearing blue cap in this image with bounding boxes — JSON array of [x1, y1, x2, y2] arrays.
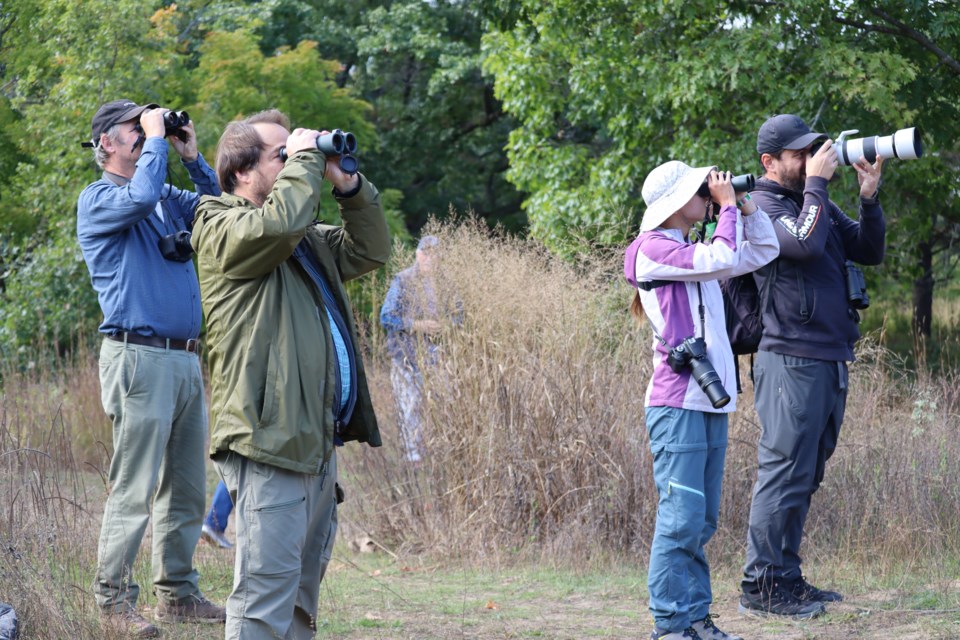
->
[[380, 235, 460, 462], [77, 99, 225, 637], [739, 114, 886, 620]]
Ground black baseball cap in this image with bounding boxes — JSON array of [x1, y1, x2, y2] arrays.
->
[[757, 114, 827, 155], [83, 99, 159, 147]]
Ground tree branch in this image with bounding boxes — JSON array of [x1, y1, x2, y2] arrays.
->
[[834, 8, 960, 77], [872, 8, 960, 76]]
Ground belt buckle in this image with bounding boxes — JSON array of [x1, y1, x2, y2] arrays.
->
[[185, 338, 199, 354]]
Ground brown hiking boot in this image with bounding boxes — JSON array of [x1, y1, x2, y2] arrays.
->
[[154, 593, 226, 624], [101, 609, 160, 638]]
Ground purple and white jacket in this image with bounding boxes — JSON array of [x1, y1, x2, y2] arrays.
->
[[624, 205, 780, 413]]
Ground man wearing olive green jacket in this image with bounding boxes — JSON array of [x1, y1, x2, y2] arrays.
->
[[191, 109, 389, 639]]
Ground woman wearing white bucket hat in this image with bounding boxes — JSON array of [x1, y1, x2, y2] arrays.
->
[[623, 161, 779, 640]]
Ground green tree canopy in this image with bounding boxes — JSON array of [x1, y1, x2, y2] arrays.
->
[[0, 0, 404, 359], [483, 0, 960, 332]]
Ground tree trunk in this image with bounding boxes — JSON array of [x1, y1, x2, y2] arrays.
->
[[912, 240, 934, 337]]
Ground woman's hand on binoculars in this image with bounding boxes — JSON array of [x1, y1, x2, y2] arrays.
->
[[854, 155, 884, 198], [807, 139, 839, 181], [707, 170, 737, 208]]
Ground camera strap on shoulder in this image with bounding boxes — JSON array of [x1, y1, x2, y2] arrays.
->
[[649, 281, 706, 348]]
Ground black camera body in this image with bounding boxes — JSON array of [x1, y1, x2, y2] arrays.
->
[[163, 111, 190, 142], [667, 336, 731, 409], [158, 230, 194, 262], [844, 260, 869, 310], [278, 128, 359, 174]]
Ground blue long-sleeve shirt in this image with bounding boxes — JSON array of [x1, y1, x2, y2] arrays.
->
[[76, 137, 220, 340]]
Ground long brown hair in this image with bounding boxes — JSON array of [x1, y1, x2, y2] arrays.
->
[[629, 290, 645, 322]]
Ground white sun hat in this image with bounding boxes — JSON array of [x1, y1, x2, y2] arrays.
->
[[639, 160, 716, 232]]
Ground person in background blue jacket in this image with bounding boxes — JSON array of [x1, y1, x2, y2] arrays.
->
[[379, 236, 461, 463], [77, 99, 226, 638], [739, 114, 886, 620]]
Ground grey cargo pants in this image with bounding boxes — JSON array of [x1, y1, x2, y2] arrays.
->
[[216, 451, 338, 639], [742, 350, 847, 590]]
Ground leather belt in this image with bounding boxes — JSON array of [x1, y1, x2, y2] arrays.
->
[[106, 332, 201, 354]]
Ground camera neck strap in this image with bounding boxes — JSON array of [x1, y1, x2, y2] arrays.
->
[[646, 281, 706, 348]]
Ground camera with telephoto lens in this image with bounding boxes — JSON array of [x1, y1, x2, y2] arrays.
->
[[162, 111, 190, 142], [697, 173, 755, 200], [666, 336, 731, 408], [810, 127, 922, 165], [278, 129, 359, 174], [158, 230, 194, 262], [844, 260, 869, 310]]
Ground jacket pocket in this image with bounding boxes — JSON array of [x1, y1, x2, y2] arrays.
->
[[257, 343, 280, 428]]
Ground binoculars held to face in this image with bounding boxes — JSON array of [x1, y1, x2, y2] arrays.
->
[[697, 173, 756, 200], [162, 111, 190, 142], [279, 129, 359, 174]]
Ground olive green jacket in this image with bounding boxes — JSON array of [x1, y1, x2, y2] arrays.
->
[[191, 151, 389, 474]]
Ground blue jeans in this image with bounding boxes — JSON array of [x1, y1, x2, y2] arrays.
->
[[205, 480, 234, 532], [645, 406, 728, 632]]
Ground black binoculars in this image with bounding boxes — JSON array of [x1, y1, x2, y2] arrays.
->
[[279, 129, 359, 174], [844, 261, 869, 310], [158, 230, 193, 262], [697, 173, 755, 200], [163, 111, 190, 142]]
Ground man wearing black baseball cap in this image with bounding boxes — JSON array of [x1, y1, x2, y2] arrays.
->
[[739, 114, 887, 620], [77, 99, 225, 637]]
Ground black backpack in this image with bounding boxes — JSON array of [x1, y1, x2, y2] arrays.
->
[[720, 260, 777, 391]]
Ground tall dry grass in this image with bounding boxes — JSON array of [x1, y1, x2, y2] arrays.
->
[[343, 219, 654, 563], [0, 350, 129, 638], [2, 218, 960, 637], [341, 219, 960, 570]]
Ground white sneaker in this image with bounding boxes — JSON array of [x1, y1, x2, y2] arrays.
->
[[200, 523, 233, 549]]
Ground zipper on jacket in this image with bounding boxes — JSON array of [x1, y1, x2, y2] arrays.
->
[[292, 243, 358, 431]]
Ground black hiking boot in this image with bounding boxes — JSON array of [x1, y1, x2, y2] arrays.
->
[[738, 582, 826, 619], [786, 576, 843, 603]]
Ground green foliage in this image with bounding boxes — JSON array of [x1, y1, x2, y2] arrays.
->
[[0, 0, 388, 359], [0, 0, 197, 362], [349, 0, 523, 231], [1, 0, 959, 359], [483, 0, 960, 267], [0, 232, 100, 363]]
